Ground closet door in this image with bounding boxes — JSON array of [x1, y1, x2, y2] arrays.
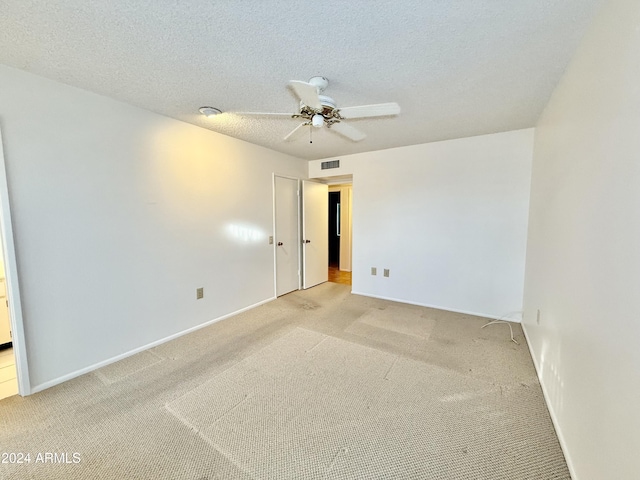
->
[[274, 176, 300, 296], [302, 181, 328, 289]]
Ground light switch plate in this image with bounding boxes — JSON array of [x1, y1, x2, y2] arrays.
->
[[371, 267, 377, 275], [196, 287, 204, 299]]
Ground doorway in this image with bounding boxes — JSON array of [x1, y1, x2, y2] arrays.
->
[[1, 266, 17, 399], [327, 184, 352, 286], [0, 203, 18, 401], [328, 191, 341, 267], [0, 126, 29, 398]]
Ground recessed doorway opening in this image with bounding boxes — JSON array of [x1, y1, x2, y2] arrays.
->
[[327, 183, 352, 286], [0, 248, 16, 400]]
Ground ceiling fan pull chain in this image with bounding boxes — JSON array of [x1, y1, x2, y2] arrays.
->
[[310, 126, 313, 144]]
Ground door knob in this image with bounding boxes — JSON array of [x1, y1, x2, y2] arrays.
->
[[304, 239, 311, 244], [277, 242, 283, 246]]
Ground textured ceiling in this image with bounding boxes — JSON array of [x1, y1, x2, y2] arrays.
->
[[0, 1, 603, 160]]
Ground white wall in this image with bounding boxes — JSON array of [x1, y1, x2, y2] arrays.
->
[[522, 0, 640, 478], [0, 65, 306, 391], [310, 129, 533, 320]]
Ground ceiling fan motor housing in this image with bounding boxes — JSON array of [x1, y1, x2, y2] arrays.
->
[[297, 94, 341, 126]]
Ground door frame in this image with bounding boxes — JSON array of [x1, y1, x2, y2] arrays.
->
[[272, 174, 301, 297], [0, 126, 31, 396]]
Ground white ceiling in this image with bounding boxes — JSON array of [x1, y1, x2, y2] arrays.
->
[[0, 1, 603, 160]]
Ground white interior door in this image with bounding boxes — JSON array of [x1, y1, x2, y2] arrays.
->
[[274, 176, 300, 296], [302, 180, 328, 289]]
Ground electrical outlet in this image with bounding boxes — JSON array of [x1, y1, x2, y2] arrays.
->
[[269, 236, 273, 245], [196, 287, 204, 299], [383, 269, 390, 277], [371, 267, 377, 275], [536, 309, 541, 325]]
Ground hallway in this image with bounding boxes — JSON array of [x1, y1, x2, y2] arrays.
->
[[328, 265, 351, 286]]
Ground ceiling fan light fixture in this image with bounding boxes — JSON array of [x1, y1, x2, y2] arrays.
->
[[199, 106, 222, 118], [311, 114, 324, 128]]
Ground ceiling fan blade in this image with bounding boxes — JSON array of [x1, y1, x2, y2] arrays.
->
[[230, 112, 294, 117], [289, 81, 322, 111], [330, 122, 366, 142], [283, 123, 309, 142], [338, 102, 401, 119]]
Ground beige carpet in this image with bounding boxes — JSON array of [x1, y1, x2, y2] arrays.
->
[[0, 283, 569, 479]]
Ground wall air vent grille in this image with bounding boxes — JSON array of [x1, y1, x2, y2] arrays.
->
[[321, 160, 340, 170]]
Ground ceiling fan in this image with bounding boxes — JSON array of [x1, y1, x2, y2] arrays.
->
[[234, 76, 400, 143]]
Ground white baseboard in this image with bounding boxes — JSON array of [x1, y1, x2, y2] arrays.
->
[[30, 297, 276, 394], [350, 291, 522, 323], [521, 323, 577, 480]]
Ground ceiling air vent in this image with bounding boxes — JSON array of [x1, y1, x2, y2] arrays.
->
[[321, 160, 340, 170]]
